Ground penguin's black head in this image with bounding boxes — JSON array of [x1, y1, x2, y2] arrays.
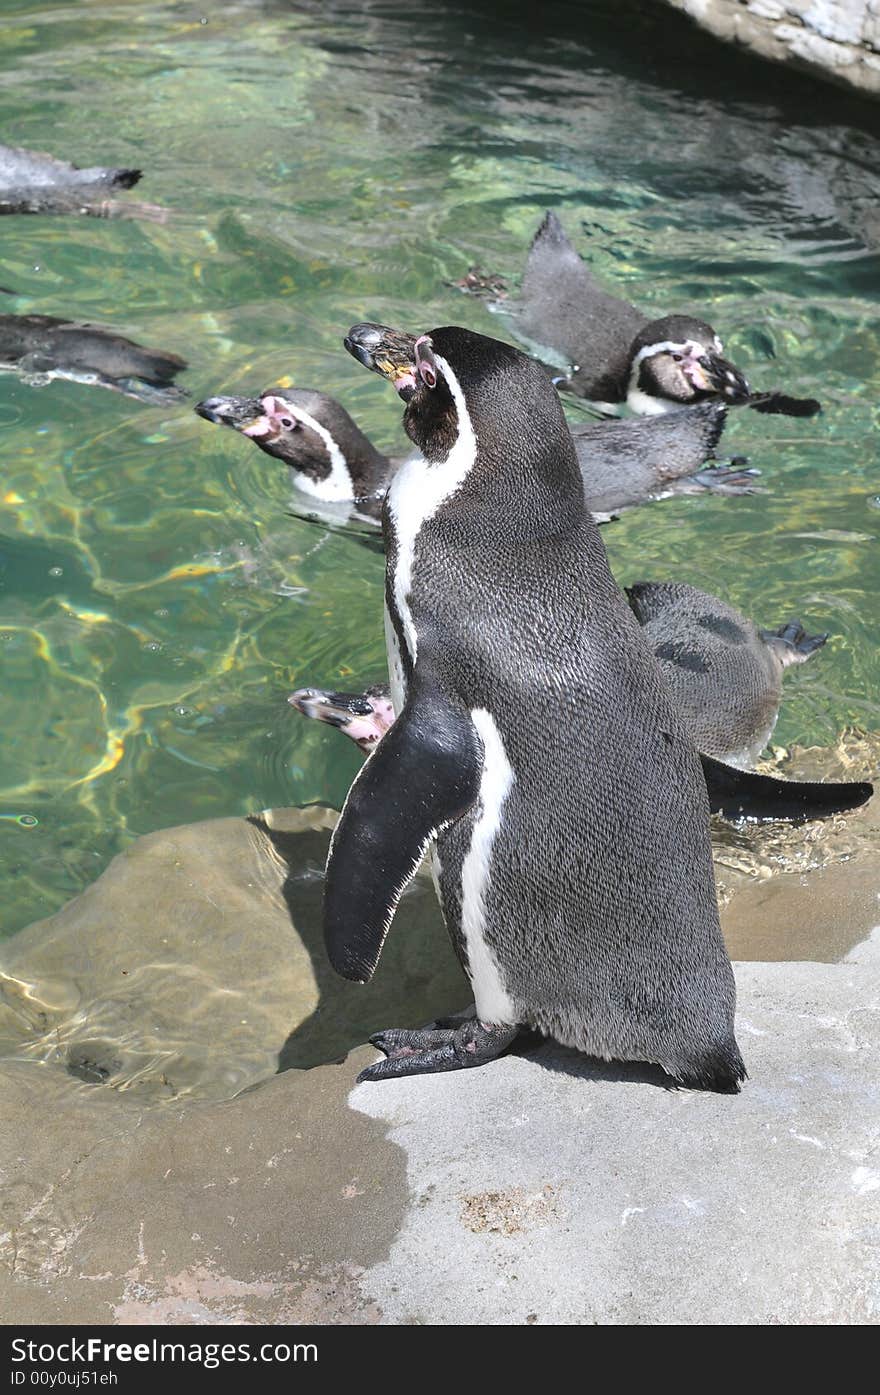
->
[[627, 315, 751, 412], [345, 322, 564, 465], [196, 386, 357, 498]]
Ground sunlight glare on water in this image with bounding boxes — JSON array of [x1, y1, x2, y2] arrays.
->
[[1, 0, 879, 937]]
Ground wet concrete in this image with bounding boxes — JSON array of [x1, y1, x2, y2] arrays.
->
[[0, 1048, 405, 1325]]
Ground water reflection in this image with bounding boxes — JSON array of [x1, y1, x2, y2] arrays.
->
[[0, 0, 878, 976]]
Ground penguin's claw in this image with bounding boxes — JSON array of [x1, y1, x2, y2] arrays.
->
[[357, 1020, 519, 1082]]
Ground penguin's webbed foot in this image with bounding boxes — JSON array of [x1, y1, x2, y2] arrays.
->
[[689, 462, 762, 496], [357, 1019, 519, 1082], [448, 266, 508, 299]]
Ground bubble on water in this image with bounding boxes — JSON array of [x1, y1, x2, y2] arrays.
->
[[48, 566, 63, 577], [144, 641, 162, 653], [154, 607, 170, 618]]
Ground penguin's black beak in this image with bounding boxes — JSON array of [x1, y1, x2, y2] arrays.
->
[[344, 323, 419, 397], [695, 353, 752, 404], [289, 685, 395, 752], [195, 394, 265, 430]]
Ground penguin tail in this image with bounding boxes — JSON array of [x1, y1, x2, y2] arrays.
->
[[703, 399, 728, 456], [676, 1043, 747, 1094], [701, 753, 872, 822], [759, 621, 829, 666], [746, 392, 821, 418], [533, 209, 567, 247]]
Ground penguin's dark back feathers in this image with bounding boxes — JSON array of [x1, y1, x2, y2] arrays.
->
[[509, 211, 647, 401], [625, 581, 784, 763], [573, 402, 726, 514]]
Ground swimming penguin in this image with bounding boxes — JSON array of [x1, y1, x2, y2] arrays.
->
[[290, 587, 828, 769], [626, 582, 828, 768], [196, 384, 756, 522], [0, 142, 142, 216], [195, 388, 390, 520], [0, 315, 187, 403], [331, 319, 750, 1088], [495, 211, 821, 418]]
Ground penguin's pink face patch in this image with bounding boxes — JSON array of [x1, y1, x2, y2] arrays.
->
[[242, 394, 301, 440]]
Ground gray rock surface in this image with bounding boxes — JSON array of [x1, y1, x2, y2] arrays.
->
[[1, 939, 877, 1324], [353, 933, 880, 1324], [1, 805, 878, 1323], [665, 0, 880, 96]]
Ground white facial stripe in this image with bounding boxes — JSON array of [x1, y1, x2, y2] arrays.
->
[[273, 399, 354, 502], [387, 351, 478, 665], [460, 709, 517, 1025], [630, 337, 706, 370]]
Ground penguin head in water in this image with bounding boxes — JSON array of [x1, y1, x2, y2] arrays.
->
[[626, 315, 751, 415], [344, 321, 574, 482], [195, 387, 376, 503]]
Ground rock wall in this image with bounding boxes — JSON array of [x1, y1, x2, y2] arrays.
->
[[664, 1, 880, 96]]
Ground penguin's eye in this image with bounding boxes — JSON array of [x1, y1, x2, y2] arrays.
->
[[280, 417, 295, 429], [418, 360, 437, 389], [671, 352, 684, 364]]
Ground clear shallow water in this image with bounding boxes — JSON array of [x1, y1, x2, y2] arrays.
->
[[2, 0, 880, 938]]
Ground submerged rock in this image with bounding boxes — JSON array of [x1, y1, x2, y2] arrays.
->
[[0, 805, 465, 1101]]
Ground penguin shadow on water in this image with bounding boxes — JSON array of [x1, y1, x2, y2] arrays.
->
[[251, 814, 682, 1090], [247, 813, 469, 1073]]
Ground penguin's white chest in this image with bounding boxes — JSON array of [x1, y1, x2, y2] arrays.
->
[[384, 602, 407, 714], [457, 709, 518, 1026]]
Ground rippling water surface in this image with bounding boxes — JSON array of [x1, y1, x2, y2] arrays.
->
[[2, 0, 880, 938]]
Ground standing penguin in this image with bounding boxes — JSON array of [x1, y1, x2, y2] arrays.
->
[[328, 320, 747, 1090]]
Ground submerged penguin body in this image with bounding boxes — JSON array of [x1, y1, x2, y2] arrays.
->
[[626, 582, 828, 766], [0, 314, 187, 403], [0, 142, 141, 216]]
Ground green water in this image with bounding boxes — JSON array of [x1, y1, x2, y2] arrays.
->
[[2, 0, 880, 937]]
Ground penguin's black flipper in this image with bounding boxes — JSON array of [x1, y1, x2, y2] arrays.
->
[[746, 392, 821, 418], [324, 685, 481, 983], [701, 754, 872, 823]]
